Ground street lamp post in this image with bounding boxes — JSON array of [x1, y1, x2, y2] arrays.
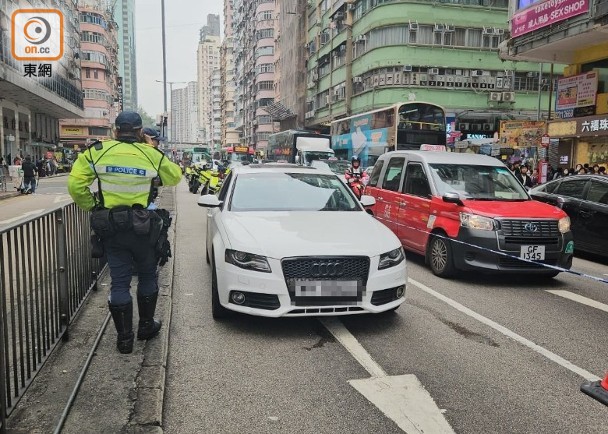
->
[[155, 80, 187, 144]]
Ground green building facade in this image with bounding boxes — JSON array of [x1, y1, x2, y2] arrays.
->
[[304, 0, 557, 139]]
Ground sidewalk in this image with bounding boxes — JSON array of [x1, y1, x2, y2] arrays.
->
[[5, 187, 176, 434]]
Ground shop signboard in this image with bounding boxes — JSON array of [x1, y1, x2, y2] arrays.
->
[[61, 126, 86, 136], [555, 71, 598, 118], [511, 0, 590, 38], [499, 121, 545, 148]]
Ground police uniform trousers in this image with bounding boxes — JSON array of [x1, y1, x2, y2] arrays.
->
[[104, 230, 158, 305]]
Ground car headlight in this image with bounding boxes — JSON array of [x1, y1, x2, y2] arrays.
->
[[225, 249, 271, 273], [378, 247, 405, 270], [558, 216, 571, 234], [460, 213, 496, 231]]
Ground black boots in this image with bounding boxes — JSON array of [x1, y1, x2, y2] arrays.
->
[[108, 302, 134, 354], [137, 292, 162, 340]]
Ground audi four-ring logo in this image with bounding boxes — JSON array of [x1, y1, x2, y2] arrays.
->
[[524, 222, 539, 233], [311, 261, 344, 277]]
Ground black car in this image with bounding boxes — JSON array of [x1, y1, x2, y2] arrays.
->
[[530, 175, 608, 258]]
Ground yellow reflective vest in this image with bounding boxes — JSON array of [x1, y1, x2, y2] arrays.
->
[[68, 139, 182, 211]]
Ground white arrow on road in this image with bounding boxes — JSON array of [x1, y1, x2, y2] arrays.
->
[[321, 317, 454, 433], [0, 209, 46, 225]]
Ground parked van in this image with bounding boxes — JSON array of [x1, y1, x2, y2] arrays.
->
[[365, 151, 574, 278]]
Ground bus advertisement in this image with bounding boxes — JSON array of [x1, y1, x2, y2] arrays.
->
[[330, 102, 447, 167]]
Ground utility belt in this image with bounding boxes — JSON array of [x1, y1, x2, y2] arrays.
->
[[90, 205, 163, 241]]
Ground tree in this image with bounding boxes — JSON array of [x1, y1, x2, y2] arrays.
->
[[138, 106, 156, 129]]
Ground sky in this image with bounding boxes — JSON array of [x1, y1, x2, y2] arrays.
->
[[135, 0, 223, 117]]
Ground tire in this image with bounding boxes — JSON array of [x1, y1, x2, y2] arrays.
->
[[211, 255, 229, 319], [428, 234, 455, 278], [201, 182, 209, 196]]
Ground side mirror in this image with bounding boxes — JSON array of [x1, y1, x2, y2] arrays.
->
[[555, 196, 566, 209], [360, 195, 376, 207], [198, 194, 223, 208], [442, 192, 463, 206]]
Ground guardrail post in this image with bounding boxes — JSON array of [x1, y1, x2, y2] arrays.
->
[[0, 239, 7, 434], [56, 209, 70, 342]]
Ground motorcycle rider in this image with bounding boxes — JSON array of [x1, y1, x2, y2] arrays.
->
[[344, 155, 368, 198]]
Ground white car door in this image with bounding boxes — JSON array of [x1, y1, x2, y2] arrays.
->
[[206, 172, 233, 261]]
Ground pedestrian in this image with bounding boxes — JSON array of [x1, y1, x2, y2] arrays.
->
[[600, 166, 606, 175], [515, 165, 533, 189], [67, 111, 182, 354], [592, 164, 600, 175], [21, 156, 38, 194]]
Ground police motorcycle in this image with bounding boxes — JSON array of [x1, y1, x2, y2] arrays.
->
[[200, 162, 229, 195]]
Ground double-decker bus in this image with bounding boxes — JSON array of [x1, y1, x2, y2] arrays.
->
[[330, 102, 447, 167], [221, 146, 255, 164]]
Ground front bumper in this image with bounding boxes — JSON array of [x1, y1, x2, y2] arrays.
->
[[215, 257, 407, 317], [451, 228, 573, 274]]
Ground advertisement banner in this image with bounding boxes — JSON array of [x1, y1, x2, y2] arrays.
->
[[511, 0, 589, 38], [61, 126, 86, 136], [499, 121, 545, 148], [555, 71, 598, 112]]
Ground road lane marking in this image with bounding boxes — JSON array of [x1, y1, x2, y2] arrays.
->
[[0, 209, 46, 225], [321, 318, 454, 433], [409, 278, 601, 382], [545, 290, 608, 313], [320, 318, 386, 377]]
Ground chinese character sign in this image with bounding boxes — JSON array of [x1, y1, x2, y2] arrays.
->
[[556, 72, 598, 112], [511, 0, 589, 38]]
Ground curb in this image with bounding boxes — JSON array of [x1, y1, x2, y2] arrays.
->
[[0, 192, 20, 201], [127, 187, 176, 433]]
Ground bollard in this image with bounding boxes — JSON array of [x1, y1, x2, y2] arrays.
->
[[92, 271, 98, 292]]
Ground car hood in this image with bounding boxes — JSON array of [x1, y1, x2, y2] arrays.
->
[[221, 211, 400, 259], [462, 199, 565, 219]]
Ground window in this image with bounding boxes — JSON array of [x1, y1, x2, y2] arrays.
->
[[403, 163, 431, 198], [93, 70, 99, 79], [368, 160, 385, 187], [257, 11, 272, 21], [586, 180, 608, 204], [257, 81, 274, 90], [555, 179, 587, 199], [85, 68, 90, 78], [381, 157, 405, 191]]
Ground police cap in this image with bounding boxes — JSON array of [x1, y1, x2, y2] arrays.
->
[[115, 111, 143, 131]]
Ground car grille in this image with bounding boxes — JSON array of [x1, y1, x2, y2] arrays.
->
[[371, 287, 402, 306], [499, 219, 560, 237], [281, 256, 370, 306], [504, 236, 559, 246]]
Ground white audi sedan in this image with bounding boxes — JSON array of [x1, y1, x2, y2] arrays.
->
[[198, 164, 406, 319]]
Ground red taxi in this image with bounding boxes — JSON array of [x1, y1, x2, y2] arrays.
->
[[365, 151, 574, 278]]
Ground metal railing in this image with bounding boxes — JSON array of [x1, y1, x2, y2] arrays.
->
[[0, 203, 105, 432]]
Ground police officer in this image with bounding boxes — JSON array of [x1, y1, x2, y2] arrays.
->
[[142, 127, 163, 148], [67, 111, 182, 354]]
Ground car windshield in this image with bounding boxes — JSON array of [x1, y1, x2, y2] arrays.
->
[[429, 163, 529, 200], [230, 172, 361, 212]]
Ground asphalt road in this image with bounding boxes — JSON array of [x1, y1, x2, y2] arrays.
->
[[0, 175, 72, 230], [164, 181, 608, 434]]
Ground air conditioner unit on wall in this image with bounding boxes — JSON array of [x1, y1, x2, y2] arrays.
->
[[489, 92, 502, 101], [502, 92, 516, 102], [403, 65, 413, 72], [428, 68, 439, 75], [408, 21, 418, 31], [353, 76, 363, 83], [458, 123, 469, 130], [471, 70, 483, 77], [483, 123, 494, 131]]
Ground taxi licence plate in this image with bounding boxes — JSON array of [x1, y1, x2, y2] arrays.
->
[[294, 280, 359, 297], [520, 245, 545, 261]]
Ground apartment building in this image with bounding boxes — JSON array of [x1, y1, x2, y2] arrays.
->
[[210, 68, 222, 149], [305, 0, 553, 138], [60, 0, 120, 149], [113, 0, 138, 111], [197, 14, 221, 145], [171, 82, 198, 143], [0, 0, 84, 161], [221, 0, 240, 148]]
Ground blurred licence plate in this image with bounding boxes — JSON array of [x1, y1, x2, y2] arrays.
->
[[520, 245, 545, 261], [294, 280, 358, 297]]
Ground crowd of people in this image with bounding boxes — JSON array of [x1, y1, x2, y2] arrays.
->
[[507, 161, 607, 189]]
